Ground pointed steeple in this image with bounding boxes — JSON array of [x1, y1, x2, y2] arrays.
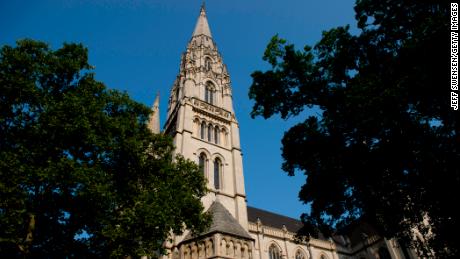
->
[[147, 92, 160, 134], [192, 3, 212, 38]]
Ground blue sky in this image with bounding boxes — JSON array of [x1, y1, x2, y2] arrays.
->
[[0, 0, 356, 219]]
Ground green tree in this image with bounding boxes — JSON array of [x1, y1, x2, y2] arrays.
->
[[0, 39, 209, 258], [249, 1, 456, 257]]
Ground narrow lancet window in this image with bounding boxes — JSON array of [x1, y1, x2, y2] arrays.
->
[[200, 122, 206, 140], [214, 158, 221, 190], [208, 125, 213, 142], [205, 57, 212, 72], [199, 153, 207, 175], [205, 88, 209, 103], [214, 127, 220, 144], [209, 90, 214, 105], [205, 82, 214, 105]]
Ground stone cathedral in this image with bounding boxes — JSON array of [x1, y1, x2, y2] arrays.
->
[[149, 5, 419, 259]]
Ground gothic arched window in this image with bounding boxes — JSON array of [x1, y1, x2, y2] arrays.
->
[[295, 250, 305, 259], [214, 126, 220, 144], [205, 82, 214, 105], [268, 245, 280, 259], [199, 153, 207, 175], [213, 158, 222, 190], [209, 89, 214, 105], [193, 119, 200, 137], [205, 57, 212, 72], [200, 122, 206, 140], [208, 124, 213, 142]]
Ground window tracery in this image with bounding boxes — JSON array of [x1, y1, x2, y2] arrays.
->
[[268, 244, 281, 259], [195, 119, 227, 147], [205, 82, 215, 105], [295, 250, 305, 259]]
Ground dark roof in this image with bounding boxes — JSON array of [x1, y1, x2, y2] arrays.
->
[[336, 220, 380, 247], [182, 201, 253, 243], [247, 206, 383, 247], [247, 206, 304, 233]]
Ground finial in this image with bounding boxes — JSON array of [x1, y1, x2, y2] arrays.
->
[[200, 1, 206, 15]]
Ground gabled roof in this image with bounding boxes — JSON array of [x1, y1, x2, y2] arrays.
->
[[182, 201, 253, 243], [247, 206, 304, 233], [192, 4, 212, 38]]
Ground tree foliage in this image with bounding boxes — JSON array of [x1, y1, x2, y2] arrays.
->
[[249, 1, 456, 257], [0, 39, 209, 258]]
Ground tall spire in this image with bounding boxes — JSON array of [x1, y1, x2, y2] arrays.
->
[[147, 92, 160, 134], [192, 3, 212, 38]]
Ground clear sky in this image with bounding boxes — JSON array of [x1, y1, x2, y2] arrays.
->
[[0, 0, 356, 219]]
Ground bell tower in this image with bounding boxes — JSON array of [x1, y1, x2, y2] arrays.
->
[[162, 6, 254, 259], [164, 5, 249, 230]]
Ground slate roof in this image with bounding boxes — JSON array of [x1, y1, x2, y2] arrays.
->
[[335, 220, 380, 247], [248, 206, 337, 242], [247, 206, 304, 233], [182, 201, 253, 243], [247, 206, 384, 248]]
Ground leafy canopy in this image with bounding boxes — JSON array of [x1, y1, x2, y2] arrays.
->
[[249, 1, 456, 257], [0, 39, 209, 258]]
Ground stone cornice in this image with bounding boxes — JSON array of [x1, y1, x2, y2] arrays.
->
[[191, 97, 233, 123], [248, 221, 386, 256], [248, 222, 293, 240]]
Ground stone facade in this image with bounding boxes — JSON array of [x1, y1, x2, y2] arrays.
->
[[247, 207, 418, 259], [163, 4, 248, 229], [155, 5, 420, 259]]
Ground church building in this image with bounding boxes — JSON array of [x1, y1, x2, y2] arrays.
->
[[149, 5, 418, 259]]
